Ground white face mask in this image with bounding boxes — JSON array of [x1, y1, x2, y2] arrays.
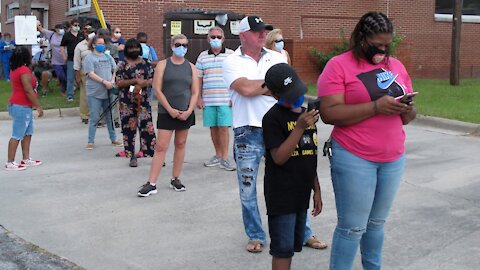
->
[[114, 33, 121, 39]]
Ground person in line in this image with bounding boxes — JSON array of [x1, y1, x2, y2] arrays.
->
[[82, 36, 123, 150], [60, 18, 84, 101], [266, 29, 291, 64], [317, 12, 416, 270], [222, 15, 326, 253], [32, 41, 53, 96], [38, 23, 68, 96], [136, 32, 158, 64], [116, 38, 156, 167], [137, 34, 199, 196], [74, 25, 97, 124], [0, 32, 3, 80], [263, 63, 323, 270], [0, 33, 16, 81], [109, 27, 126, 63], [195, 26, 236, 171], [5, 46, 43, 171]]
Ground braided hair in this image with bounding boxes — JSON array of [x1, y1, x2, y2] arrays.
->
[[350, 12, 394, 62]]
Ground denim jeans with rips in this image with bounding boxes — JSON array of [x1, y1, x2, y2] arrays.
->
[[329, 139, 405, 270]]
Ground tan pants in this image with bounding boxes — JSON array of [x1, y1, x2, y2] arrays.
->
[[79, 73, 89, 120]]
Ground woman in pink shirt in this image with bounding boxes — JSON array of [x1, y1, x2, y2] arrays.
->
[[317, 12, 416, 269]]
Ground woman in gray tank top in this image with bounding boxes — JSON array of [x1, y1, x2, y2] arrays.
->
[[138, 34, 200, 197]]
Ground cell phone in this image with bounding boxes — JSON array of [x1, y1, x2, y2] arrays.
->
[[396, 92, 419, 104], [307, 98, 321, 111]]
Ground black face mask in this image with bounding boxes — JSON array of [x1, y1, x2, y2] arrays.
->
[[125, 49, 141, 60], [365, 45, 387, 65]]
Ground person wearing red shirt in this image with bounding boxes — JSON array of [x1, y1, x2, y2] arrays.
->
[[5, 46, 44, 171]]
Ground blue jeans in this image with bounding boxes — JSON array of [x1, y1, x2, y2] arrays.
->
[[66, 61, 75, 98], [233, 126, 266, 244], [329, 139, 405, 270], [233, 126, 316, 245], [3, 59, 10, 80], [8, 104, 33, 140], [268, 211, 307, 258], [87, 95, 117, 144]]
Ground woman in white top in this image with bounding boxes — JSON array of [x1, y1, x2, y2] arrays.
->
[[266, 29, 291, 65]]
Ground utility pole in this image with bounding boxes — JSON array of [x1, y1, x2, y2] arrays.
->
[[19, 0, 32, 15], [450, 0, 462, 86]]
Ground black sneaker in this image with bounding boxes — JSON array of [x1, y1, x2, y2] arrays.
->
[[115, 121, 120, 128], [170, 178, 186, 192], [137, 182, 157, 197]]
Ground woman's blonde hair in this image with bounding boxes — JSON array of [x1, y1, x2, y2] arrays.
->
[[266, 29, 283, 50], [171, 34, 188, 46]]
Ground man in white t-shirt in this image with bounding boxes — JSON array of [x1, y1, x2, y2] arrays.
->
[[223, 15, 327, 255], [223, 15, 284, 253]]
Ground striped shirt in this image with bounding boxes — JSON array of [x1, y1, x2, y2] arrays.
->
[[195, 47, 234, 106]]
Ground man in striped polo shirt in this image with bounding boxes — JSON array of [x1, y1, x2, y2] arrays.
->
[[196, 26, 236, 171]]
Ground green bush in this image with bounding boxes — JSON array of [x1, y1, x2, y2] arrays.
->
[[310, 30, 404, 73]]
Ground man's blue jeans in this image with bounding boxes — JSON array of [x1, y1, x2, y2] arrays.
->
[[329, 139, 405, 270], [87, 95, 117, 144], [233, 126, 317, 245], [66, 61, 75, 98]]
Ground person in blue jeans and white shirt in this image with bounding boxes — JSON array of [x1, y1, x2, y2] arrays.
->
[[223, 15, 327, 254], [262, 63, 323, 270], [82, 36, 123, 150]]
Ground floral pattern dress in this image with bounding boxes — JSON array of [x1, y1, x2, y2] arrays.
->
[[116, 59, 156, 157]]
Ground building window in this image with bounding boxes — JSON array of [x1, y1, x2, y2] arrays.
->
[[66, 0, 91, 15], [6, 3, 17, 21], [435, 0, 480, 23]]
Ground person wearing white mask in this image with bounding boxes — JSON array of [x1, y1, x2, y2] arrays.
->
[[195, 26, 236, 171], [60, 18, 84, 101], [137, 34, 199, 196], [109, 27, 126, 62], [266, 29, 291, 65], [38, 22, 68, 96]]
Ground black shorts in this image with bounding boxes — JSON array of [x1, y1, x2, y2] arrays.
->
[[157, 112, 195, 130]]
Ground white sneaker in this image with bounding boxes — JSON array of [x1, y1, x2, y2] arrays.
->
[[20, 158, 42, 167], [5, 162, 27, 171]]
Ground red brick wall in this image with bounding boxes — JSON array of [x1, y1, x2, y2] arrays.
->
[[2, 0, 480, 81]]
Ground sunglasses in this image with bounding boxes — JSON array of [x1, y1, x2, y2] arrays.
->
[[115, 31, 121, 34], [209, 35, 223, 40], [72, 24, 80, 27], [275, 39, 284, 43], [174, 43, 188, 48]]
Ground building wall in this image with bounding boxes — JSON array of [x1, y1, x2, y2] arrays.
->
[[2, 0, 480, 82]]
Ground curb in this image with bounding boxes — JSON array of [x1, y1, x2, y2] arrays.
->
[[2, 103, 479, 136], [0, 225, 85, 270]]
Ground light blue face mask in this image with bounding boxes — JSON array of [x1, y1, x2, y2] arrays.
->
[[278, 95, 304, 109], [58, 29, 65, 35], [210, 38, 222, 49], [275, 41, 285, 51], [172, 46, 187, 57], [141, 43, 150, 59]]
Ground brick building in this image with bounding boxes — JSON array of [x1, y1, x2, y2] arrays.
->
[[1, 0, 480, 83]]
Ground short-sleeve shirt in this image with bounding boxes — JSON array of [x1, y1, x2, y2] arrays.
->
[[115, 59, 154, 91], [60, 31, 84, 61], [42, 29, 65, 65], [317, 50, 413, 162], [262, 104, 318, 215], [9, 66, 37, 106], [222, 47, 287, 128], [83, 53, 116, 99], [73, 40, 90, 71], [195, 47, 234, 106]]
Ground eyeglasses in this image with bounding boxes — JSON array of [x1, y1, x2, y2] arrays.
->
[[209, 35, 223, 40], [275, 39, 284, 43], [174, 43, 188, 48]]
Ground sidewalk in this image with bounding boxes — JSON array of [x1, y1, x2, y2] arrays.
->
[[1, 106, 479, 269]]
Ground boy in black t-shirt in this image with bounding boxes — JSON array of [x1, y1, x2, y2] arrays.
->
[[262, 63, 323, 270]]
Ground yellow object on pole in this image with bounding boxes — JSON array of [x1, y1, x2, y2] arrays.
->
[[92, 0, 107, 28]]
